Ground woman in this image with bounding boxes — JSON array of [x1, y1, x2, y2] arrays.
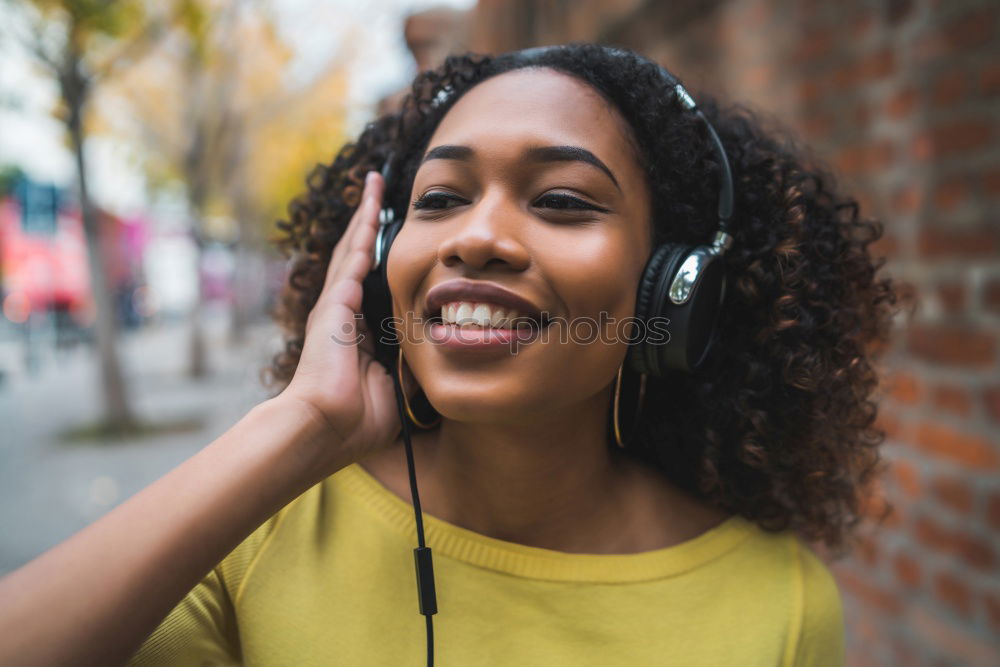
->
[[0, 44, 901, 665]]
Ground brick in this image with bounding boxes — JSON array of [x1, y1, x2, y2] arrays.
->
[[837, 570, 902, 613], [799, 79, 823, 105], [935, 282, 966, 315], [913, 29, 947, 64], [914, 515, 997, 570], [981, 61, 1000, 95], [852, 101, 871, 126], [891, 184, 922, 214], [988, 492, 1000, 531], [802, 111, 834, 138], [928, 474, 974, 513], [910, 132, 933, 162], [859, 486, 892, 523], [933, 179, 969, 211], [911, 420, 1000, 468], [891, 552, 921, 587], [795, 29, 834, 62], [930, 382, 971, 415], [983, 386, 1000, 424], [985, 592, 1000, 636], [857, 534, 880, 566], [916, 225, 1000, 260], [886, 0, 914, 25], [853, 13, 874, 39], [869, 233, 898, 257], [910, 606, 1000, 666], [942, 6, 997, 50], [745, 64, 773, 89], [890, 641, 918, 667], [983, 279, 1000, 313], [887, 370, 922, 404], [925, 119, 994, 159], [859, 47, 895, 80], [880, 501, 903, 529], [932, 69, 968, 106], [933, 570, 973, 617], [835, 143, 893, 174], [891, 459, 920, 496], [875, 408, 906, 441], [907, 324, 997, 367], [984, 167, 1000, 195], [886, 86, 917, 120]]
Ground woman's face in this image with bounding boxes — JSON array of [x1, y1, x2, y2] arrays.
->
[[386, 67, 653, 425]]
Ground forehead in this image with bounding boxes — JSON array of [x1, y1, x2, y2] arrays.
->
[[425, 67, 640, 168]]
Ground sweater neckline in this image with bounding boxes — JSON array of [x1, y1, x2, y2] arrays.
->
[[337, 462, 756, 583]]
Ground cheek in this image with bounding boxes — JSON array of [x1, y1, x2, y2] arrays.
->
[[542, 230, 642, 323], [385, 226, 435, 317]]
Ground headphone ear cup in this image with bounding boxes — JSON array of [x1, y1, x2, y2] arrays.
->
[[675, 251, 726, 372], [654, 247, 727, 374], [361, 217, 404, 370], [627, 245, 676, 376]]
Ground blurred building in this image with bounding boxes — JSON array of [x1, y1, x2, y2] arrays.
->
[[385, 1, 1000, 664], [0, 176, 150, 336]]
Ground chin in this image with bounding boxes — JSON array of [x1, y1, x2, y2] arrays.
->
[[425, 387, 547, 426]]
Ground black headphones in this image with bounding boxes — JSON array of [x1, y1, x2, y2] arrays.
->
[[356, 45, 736, 667]]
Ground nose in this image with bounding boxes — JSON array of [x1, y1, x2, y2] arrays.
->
[[436, 193, 531, 272]]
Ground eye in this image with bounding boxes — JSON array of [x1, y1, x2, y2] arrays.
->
[[534, 193, 610, 213], [412, 191, 466, 210]]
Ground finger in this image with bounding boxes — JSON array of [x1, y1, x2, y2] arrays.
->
[[339, 171, 381, 258], [350, 172, 383, 258], [326, 171, 381, 290], [327, 172, 371, 283], [335, 246, 382, 313], [306, 221, 383, 344]]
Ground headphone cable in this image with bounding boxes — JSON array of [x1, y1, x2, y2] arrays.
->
[[390, 352, 437, 667]]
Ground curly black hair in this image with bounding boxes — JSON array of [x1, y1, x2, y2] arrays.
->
[[264, 43, 905, 553]]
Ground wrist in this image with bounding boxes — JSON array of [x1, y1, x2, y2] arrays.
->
[[249, 396, 351, 490]]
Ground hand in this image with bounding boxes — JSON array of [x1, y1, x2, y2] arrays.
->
[[278, 170, 413, 473]]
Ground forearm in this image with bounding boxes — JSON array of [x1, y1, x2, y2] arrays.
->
[[0, 396, 342, 667]]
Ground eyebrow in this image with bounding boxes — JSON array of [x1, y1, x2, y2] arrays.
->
[[420, 144, 621, 192]]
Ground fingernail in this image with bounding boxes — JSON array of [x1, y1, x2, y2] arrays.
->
[[365, 171, 376, 189]]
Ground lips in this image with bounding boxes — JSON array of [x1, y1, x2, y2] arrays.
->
[[424, 279, 550, 326]]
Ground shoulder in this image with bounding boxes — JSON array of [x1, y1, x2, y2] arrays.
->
[[706, 525, 844, 665], [787, 539, 845, 666]]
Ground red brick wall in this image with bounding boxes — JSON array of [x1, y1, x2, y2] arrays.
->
[[407, 0, 1000, 662]]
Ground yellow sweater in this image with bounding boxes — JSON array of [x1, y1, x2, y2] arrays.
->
[[127, 462, 845, 666]]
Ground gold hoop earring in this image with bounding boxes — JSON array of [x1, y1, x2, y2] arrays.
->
[[613, 362, 647, 448], [398, 347, 440, 429]]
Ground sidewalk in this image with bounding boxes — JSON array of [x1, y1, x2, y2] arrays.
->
[[0, 309, 285, 575]]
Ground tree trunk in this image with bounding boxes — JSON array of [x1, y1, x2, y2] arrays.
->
[[69, 109, 136, 429], [228, 239, 250, 346], [228, 204, 264, 345], [188, 227, 209, 379]]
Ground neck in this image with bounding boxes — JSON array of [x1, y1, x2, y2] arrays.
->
[[412, 386, 638, 552]]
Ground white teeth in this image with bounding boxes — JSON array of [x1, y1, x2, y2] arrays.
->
[[437, 301, 528, 328], [472, 303, 491, 324], [489, 307, 506, 328]]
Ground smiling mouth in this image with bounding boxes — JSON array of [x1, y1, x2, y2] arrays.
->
[[423, 301, 552, 330]]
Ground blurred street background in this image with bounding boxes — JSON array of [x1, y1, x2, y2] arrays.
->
[[1, 0, 998, 665]]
